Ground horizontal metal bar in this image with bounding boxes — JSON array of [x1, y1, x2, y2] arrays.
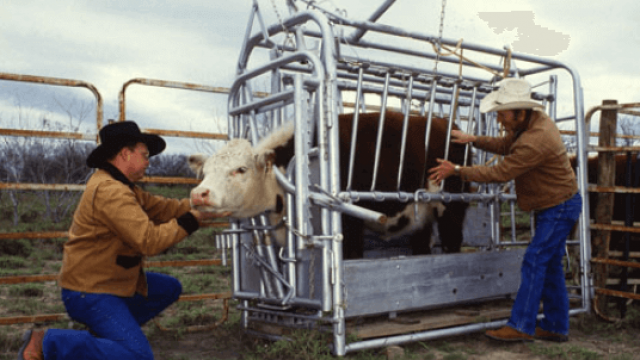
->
[[344, 307, 588, 354], [607, 278, 640, 285], [145, 259, 223, 268], [589, 146, 640, 153], [595, 288, 640, 301], [0, 128, 95, 141], [178, 292, 232, 302], [620, 109, 640, 117], [138, 176, 200, 185], [0, 231, 69, 240], [591, 257, 640, 270], [0, 259, 226, 285], [338, 191, 504, 203], [229, 88, 295, 116], [118, 77, 267, 122], [0, 72, 103, 132], [0, 176, 201, 189], [0, 292, 232, 325], [609, 250, 640, 258], [590, 223, 640, 234], [140, 128, 228, 140], [588, 185, 640, 194], [0, 183, 86, 191], [239, 305, 332, 322], [0, 274, 57, 285], [0, 313, 68, 325]]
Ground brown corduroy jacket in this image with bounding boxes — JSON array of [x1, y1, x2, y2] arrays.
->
[[459, 111, 578, 212], [59, 165, 198, 297]]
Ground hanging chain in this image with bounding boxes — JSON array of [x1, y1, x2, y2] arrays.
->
[[432, 0, 447, 75], [270, 0, 286, 32], [269, 0, 296, 50]]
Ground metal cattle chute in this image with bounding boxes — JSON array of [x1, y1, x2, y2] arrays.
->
[[217, 0, 592, 356]]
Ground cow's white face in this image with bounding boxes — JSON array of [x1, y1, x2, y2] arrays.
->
[[188, 138, 278, 218]]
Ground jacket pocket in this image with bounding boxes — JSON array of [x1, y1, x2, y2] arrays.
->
[[116, 255, 142, 269]]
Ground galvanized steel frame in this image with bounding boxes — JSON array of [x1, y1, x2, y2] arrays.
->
[[227, 2, 590, 356]]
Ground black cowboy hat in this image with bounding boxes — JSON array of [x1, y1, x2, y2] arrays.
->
[[86, 121, 166, 168]]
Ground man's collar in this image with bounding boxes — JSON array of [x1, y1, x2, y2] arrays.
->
[[100, 162, 135, 189]]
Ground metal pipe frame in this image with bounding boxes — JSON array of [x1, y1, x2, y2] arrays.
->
[[343, 308, 588, 355], [0, 72, 103, 137], [231, 5, 591, 357]]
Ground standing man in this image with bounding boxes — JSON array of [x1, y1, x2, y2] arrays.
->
[[429, 78, 582, 342], [18, 121, 228, 360]]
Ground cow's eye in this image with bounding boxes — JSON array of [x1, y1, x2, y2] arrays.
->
[[234, 167, 248, 175]]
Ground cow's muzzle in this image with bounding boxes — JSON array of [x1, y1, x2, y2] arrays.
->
[[191, 189, 215, 207]]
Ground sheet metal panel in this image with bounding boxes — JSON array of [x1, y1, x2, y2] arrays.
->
[[343, 249, 525, 317]]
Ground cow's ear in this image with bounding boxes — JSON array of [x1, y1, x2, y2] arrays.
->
[[256, 149, 276, 173], [188, 154, 207, 178]]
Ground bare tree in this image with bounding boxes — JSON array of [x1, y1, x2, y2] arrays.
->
[[0, 98, 95, 227], [617, 114, 640, 147]]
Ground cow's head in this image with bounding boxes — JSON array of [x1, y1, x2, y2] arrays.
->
[[188, 123, 294, 220]]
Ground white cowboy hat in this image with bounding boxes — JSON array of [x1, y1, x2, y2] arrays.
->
[[479, 78, 544, 113]]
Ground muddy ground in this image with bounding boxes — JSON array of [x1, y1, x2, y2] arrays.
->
[[146, 308, 640, 360]]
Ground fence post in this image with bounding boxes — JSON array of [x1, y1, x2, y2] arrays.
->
[[593, 99, 618, 315]]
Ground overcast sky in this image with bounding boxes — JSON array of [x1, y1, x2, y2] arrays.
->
[[1, 0, 639, 153]]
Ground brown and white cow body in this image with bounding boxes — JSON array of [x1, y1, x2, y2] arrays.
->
[[189, 112, 470, 259]]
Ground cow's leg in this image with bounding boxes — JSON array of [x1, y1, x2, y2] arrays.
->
[[342, 216, 365, 259], [409, 221, 433, 255], [437, 202, 469, 253]]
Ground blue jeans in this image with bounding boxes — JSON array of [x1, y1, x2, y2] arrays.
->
[[507, 192, 582, 336], [42, 272, 182, 360]]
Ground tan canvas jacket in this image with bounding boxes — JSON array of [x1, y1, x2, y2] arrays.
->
[[459, 111, 578, 211], [59, 165, 197, 297]]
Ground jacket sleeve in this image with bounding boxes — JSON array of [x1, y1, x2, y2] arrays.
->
[[136, 188, 192, 223], [472, 134, 515, 156], [94, 181, 192, 256], [461, 139, 548, 183]]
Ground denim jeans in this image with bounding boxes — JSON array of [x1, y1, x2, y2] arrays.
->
[[507, 192, 582, 336], [42, 272, 182, 360]]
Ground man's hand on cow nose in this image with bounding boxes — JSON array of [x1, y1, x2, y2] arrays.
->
[[190, 209, 232, 224]]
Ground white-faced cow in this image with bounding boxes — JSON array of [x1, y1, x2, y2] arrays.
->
[[188, 112, 470, 259]]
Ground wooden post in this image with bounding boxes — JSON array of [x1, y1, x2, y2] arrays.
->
[[593, 99, 618, 315]]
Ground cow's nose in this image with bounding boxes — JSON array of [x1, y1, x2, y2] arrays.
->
[[191, 189, 211, 206]]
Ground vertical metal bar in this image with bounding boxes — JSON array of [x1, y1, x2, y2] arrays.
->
[[509, 182, 517, 242], [370, 72, 391, 191], [293, 74, 310, 243], [346, 67, 365, 191], [231, 223, 242, 296], [263, 226, 285, 299], [220, 235, 228, 267], [250, 218, 275, 298], [286, 171, 298, 299], [320, 26, 346, 356], [463, 86, 478, 168], [548, 75, 558, 121], [487, 115, 500, 247], [420, 78, 438, 188], [270, 49, 283, 129], [440, 81, 460, 189], [396, 75, 414, 190]]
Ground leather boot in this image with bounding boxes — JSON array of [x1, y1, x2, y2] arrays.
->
[[535, 327, 568, 342], [485, 326, 534, 342], [17, 329, 45, 360]]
